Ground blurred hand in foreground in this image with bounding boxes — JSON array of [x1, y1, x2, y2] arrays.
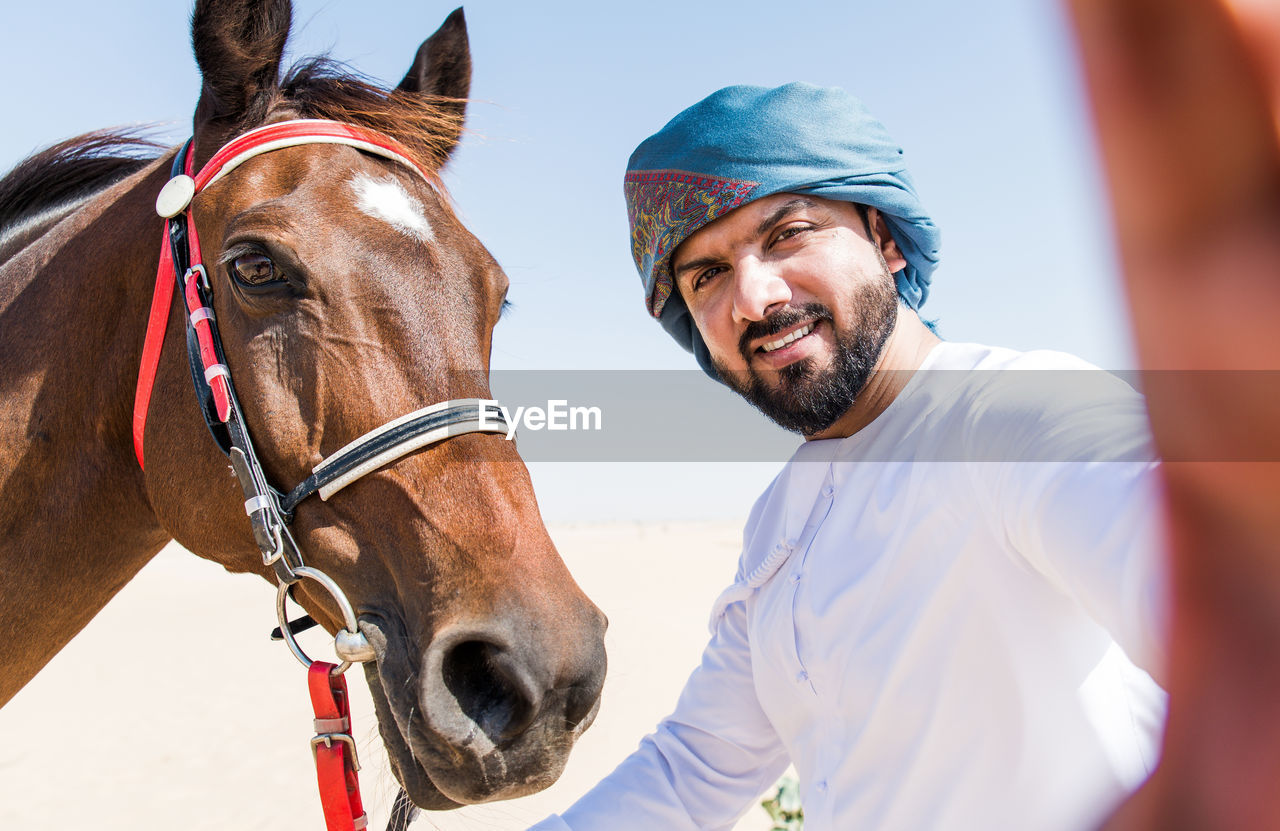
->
[[1069, 0, 1280, 827]]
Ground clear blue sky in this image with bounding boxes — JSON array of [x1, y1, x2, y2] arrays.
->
[[1, 0, 1136, 521]]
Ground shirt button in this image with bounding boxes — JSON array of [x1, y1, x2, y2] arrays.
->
[[822, 486, 834, 498], [796, 671, 809, 683], [789, 572, 802, 584], [816, 780, 828, 794]]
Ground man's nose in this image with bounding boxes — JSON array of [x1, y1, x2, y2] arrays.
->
[[732, 258, 791, 321]]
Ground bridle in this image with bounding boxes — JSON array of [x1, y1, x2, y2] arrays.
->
[[133, 119, 510, 830]]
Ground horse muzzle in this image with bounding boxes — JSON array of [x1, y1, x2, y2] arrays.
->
[[359, 607, 607, 807]]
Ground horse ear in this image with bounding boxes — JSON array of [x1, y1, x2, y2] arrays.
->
[[397, 7, 471, 156], [190, 0, 292, 137]]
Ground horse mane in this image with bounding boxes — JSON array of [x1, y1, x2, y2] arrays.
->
[[0, 130, 166, 233], [277, 57, 467, 176]]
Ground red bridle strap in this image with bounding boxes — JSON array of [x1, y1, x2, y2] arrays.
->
[[133, 236, 175, 465], [132, 143, 196, 468], [131, 120, 428, 467], [308, 662, 368, 831], [195, 119, 431, 191]]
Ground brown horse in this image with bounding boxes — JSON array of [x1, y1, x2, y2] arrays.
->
[[0, 0, 606, 814]]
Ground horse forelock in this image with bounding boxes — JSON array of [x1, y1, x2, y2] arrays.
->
[[275, 57, 467, 181]]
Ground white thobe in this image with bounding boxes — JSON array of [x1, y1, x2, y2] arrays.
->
[[534, 342, 1168, 831]]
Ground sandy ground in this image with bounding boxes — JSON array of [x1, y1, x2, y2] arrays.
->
[[0, 522, 779, 830]]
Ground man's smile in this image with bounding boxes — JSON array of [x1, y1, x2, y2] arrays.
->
[[744, 315, 828, 372], [760, 321, 816, 353]]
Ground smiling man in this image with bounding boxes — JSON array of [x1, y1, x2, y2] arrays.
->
[[532, 83, 1168, 831], [671, 192, 932, 439]]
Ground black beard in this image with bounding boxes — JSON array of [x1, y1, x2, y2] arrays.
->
[[713, 273, 899, 437]]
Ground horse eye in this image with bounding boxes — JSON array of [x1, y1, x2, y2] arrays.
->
[[231, 252, 276, 285]]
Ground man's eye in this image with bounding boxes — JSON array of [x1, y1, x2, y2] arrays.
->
[[774, 225, 810, 244], [231, 252, 276, 285], [692, 266, 726, 291]]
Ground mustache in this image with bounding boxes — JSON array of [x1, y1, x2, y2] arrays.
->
[[739, 303, 832, 357]]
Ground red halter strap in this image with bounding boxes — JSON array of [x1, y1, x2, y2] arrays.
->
[[309, 661, 368, 831], [131, 120, 428, 468]]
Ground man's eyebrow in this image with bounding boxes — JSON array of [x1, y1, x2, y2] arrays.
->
[[754, 197, 819, 238], [673, 197, 820, 281], [672, 254, 723, 280]]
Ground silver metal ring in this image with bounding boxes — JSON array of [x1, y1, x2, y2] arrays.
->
[[275, 566, 375, 673]]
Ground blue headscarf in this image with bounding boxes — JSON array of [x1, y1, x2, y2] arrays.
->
[[624, 83, 940, 376]]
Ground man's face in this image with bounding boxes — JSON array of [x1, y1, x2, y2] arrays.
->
[[671, 193, 904, 436]]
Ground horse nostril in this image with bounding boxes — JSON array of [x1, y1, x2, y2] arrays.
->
[[564, 683, 602, 732], [440, 639, 540, 742]]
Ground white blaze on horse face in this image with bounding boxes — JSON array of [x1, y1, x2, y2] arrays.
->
[[349, 174, 435, 243]]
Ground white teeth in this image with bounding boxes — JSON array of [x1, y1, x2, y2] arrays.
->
[[762, 322, 815, 353]]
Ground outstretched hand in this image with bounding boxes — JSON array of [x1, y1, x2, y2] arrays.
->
[[1068, 0, 1280, 827]]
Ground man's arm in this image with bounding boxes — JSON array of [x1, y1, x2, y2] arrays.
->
[[965, 361, 1169, 679], [531, 596, 790, 831], [1005, 452, 1167, 678]]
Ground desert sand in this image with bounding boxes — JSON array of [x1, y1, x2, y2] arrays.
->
[[0, 522, 779, 830]]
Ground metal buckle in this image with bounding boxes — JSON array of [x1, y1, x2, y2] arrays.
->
[[229, 447, 299, 581], [262, 521, 286, 567], [183, 263, 209, 291], [311, 732, 362, 771]]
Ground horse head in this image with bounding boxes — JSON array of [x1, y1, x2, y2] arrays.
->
[[139, 0, 606, 808]]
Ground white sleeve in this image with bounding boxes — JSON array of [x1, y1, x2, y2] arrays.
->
[[968, 363, 1169, 680], [531, 597, 790, 831], [1006, 456, 1167, 678]]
